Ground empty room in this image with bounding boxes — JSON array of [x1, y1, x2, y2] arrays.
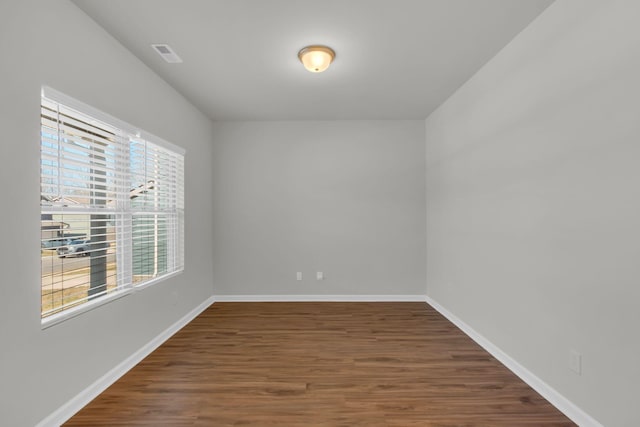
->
[[0, 0, 638, 426]]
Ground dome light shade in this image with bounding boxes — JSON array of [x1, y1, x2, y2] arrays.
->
[[298, 45, 335, 73]]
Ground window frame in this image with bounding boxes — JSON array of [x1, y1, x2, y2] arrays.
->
[[40, 87, 185, 328]]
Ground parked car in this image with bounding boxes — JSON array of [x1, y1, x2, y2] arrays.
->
[[57, 239, 91, 258], [42, 238, 73, 250], [57, 239, 111, 258], [42, 234, 87, 250]]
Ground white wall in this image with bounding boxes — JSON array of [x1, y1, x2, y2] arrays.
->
[[425, 1, 640, 426], [212, 121, 426, 297], [0, 1, 214, 425]]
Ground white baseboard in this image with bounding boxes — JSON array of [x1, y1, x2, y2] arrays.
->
[[214, 294, 427, 302], [424, 295, 603, 427], [37, 296, 216, 427]]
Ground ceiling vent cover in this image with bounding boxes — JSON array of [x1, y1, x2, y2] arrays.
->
[[151, 44, 183, 63]]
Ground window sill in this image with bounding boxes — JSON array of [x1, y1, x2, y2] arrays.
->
[[132, 269, 183, 292], [41, 288, 133, 329], [41, 269, 184, 329]]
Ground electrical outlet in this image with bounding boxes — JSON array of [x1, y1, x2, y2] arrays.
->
[[316, 271, 324, 280], [296, 272, 303, 281], [570, 350, 582, 375]]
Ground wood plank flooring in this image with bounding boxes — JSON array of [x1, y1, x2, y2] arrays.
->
[[65, 302, 575, 426]]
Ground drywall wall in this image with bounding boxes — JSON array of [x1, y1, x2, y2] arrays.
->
[[425, 1, 640, 425], [212, 121, 426, 297], [0, 1, 214, 425]]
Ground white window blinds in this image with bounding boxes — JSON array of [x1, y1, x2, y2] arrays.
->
[[40, 89, 185, 321], [129, 138, 185, 284]]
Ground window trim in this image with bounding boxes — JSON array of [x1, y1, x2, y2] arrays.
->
[[41, 87, 185, 156], [41, 270, 184, 329], [40, 87, 185, 327], [41, 287, 133, 329]]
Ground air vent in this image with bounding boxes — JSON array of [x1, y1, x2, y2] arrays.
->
[[151, 44, 183, 63]]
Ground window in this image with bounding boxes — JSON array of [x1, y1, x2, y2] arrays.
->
[[40, 88, 184, 323]]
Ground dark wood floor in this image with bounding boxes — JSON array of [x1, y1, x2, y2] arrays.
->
[[65, 302, 575, 426]]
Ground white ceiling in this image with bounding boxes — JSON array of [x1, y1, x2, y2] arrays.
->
[[72, 0, 553, 121]]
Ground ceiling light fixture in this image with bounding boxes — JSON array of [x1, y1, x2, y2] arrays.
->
[[298, 45, 335, 73]]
